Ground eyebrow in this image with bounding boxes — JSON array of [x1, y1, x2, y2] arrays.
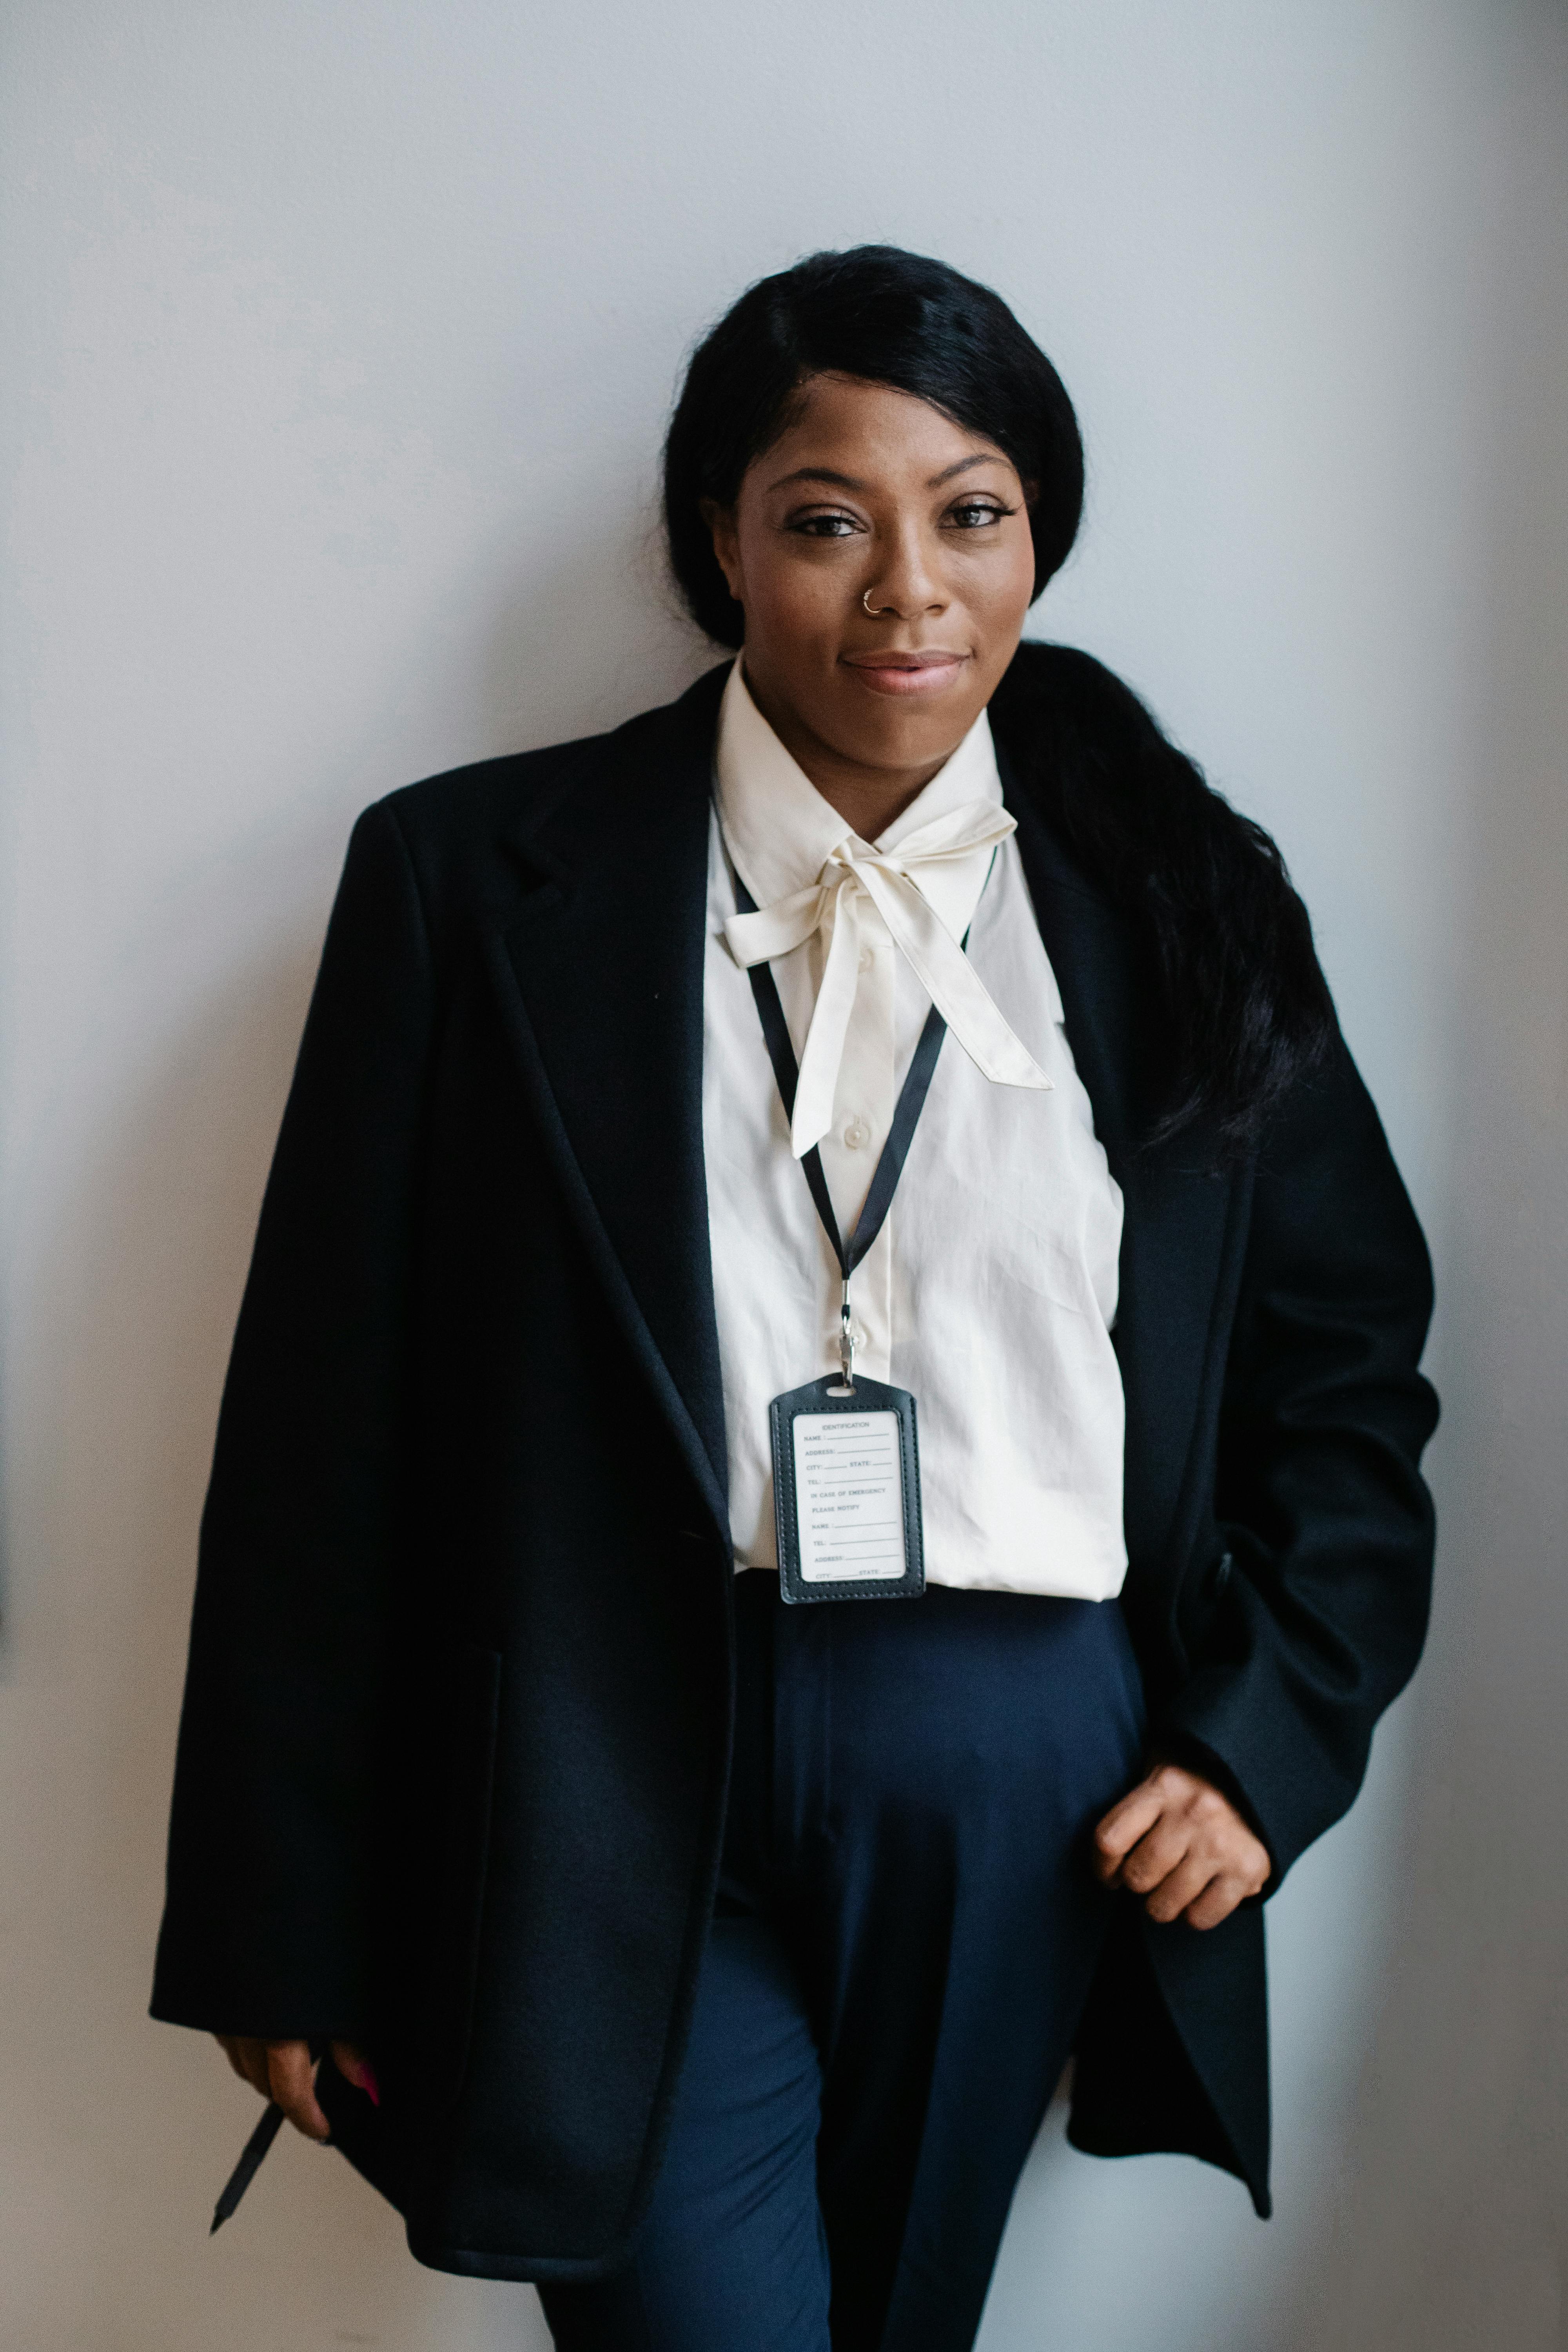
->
[[766, 452, 1007, 494]]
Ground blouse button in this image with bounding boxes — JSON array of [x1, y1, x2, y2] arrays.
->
[[858, 946, 874, 973], [843, 1116, 871, 1151]]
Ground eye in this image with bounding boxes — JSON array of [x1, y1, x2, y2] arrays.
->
[[786, 508, 864, 538], [946, 499, 1013, 530]]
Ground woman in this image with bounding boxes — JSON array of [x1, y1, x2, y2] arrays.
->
[[152, 247, 1438, 2350]]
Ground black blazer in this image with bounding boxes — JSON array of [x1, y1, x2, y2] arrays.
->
[[151, 646, 1438, 2275]]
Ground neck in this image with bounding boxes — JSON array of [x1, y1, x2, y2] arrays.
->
[[743, 672, 952, 841]]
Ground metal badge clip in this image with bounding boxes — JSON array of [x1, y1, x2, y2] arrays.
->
[[838, 1276, 856, 1391]]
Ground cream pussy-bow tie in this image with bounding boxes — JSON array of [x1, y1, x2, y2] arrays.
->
[[722, 800, 1052, 1159]]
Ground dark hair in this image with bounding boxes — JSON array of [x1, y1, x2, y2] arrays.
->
[[664, 246, 1334, 1149], [991, 645, 1336, 1152], [663, 244, 1083, 646]]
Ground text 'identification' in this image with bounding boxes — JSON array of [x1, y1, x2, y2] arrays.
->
[[792, 1411, 907, 1582]]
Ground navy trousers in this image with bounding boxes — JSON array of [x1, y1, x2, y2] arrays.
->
[[540, 1573, 1145, 2352]]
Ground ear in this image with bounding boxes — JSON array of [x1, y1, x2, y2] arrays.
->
[[699, 497, 744, 606]]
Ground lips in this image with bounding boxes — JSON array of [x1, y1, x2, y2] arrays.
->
[[841, 650, 968, 697]]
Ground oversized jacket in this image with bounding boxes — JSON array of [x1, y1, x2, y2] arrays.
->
[[151, 643, 1439, 2276]]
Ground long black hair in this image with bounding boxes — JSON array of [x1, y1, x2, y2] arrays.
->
[[663, 245, 1335, 1149]]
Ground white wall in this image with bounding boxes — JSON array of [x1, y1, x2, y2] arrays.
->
[[2, 4, 1564, 2345]]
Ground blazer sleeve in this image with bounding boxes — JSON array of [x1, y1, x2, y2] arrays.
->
[[1155, 1031, 1439, 1884], [150, 798, 434, 2038]]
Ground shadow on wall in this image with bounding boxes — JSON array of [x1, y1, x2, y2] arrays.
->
[[1265, 41, 1568, 2352]]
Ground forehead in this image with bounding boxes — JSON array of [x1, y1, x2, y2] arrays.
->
[[752, 372, 1015, 491]]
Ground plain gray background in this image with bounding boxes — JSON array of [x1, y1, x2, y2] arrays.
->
[[2, 4, 1564, 2345]]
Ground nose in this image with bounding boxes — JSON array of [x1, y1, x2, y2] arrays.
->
[[861, 519, 947, 621]]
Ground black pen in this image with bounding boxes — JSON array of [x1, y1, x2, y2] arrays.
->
[[210, 2100, 286, 2233]]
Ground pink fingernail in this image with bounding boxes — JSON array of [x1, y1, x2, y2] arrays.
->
[[363, 2064, 381, 2107]]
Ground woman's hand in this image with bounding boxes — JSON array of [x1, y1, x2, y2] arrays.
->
[[1093, 1762, 1270, 1929], [214, 2036, 379, 2140]]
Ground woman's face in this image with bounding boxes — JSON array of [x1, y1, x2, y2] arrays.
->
[[704, 372, 1036, 792]]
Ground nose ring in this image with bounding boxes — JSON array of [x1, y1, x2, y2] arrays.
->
[[862, 588, 881, 616]]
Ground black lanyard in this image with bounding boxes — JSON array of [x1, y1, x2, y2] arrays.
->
[[732, 871, 959, 1386]]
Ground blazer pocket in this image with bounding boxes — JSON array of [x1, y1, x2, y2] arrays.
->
[[426, 1642, 502, 2113]]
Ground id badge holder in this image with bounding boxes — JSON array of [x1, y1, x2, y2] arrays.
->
[[769, 1372, 926, 1605]]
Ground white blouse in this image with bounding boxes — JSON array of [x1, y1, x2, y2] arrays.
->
[[702, 659, 1128, 1600]]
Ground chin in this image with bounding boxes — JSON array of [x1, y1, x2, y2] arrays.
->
[[866, 731, 967, 779], [835, 692, 973, 764]]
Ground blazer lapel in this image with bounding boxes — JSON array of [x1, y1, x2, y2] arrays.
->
[[1009, 788, 1241, 1592], [483, 665, 731, 1539]]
